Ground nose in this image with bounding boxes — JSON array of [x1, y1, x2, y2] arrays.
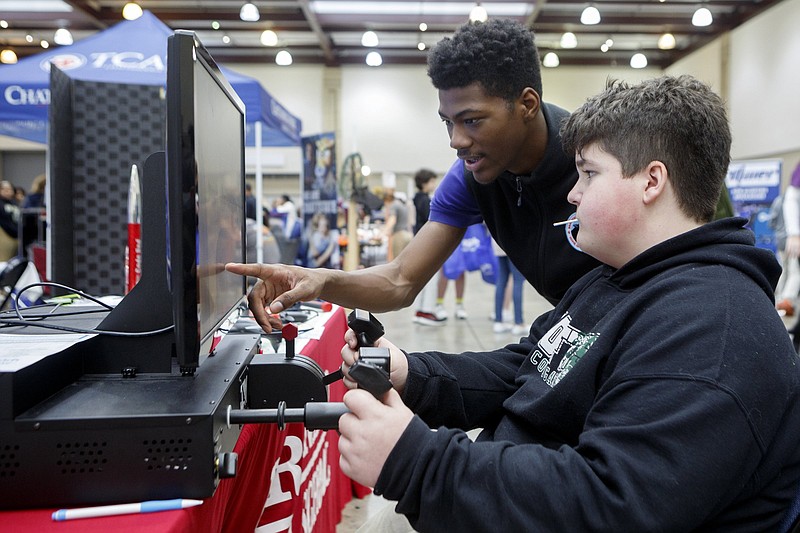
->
[[567, 182, 581, 206], [448, 124, 470, 151]]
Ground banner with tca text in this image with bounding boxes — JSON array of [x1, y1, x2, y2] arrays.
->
[[725, 159, 782, 253]]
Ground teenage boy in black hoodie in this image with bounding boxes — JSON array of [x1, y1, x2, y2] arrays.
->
[[336, 75, 800, 532]]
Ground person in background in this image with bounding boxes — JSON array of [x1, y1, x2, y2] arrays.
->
[[271, 194, 298, 241], [435, 267, 467, 320], [306, 212, 339, 269], [783, 162, 800, 348], [382, 189, 412, 262], [13, 186, 25, 206], [227, 19, 600, 331], [491, 236, 526, 334], [337, 75, 800, 532], [411, 169, 446, 326], [22, 174, 45, 209], [244, 183, 257, 221], [0, 180, 20, 261]]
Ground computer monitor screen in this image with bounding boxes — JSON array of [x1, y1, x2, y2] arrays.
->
[[166, 30, 246, 374]]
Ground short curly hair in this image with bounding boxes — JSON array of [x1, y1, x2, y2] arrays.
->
[[427, 19, 542, 103]]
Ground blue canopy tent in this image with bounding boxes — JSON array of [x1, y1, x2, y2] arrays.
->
[[0, 10, 302, 261]]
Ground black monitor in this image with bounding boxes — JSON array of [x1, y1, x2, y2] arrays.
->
[[166, 30, 247, 375]]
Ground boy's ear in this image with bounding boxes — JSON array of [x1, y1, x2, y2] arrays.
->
[[642, 161, 669, 205], [519, 87, 541, 119]]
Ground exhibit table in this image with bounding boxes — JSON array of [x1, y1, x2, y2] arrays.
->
[[0, 305, 370, 532]]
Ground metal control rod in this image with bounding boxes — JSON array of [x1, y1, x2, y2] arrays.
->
[[228, 402, 349, 431]]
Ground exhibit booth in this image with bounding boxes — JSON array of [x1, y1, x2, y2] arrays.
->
[[0, 10, 302, 289]]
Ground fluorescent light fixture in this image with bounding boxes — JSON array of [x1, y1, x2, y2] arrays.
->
[[630, 53, 648, 68], [658, 33, 676, 50], [692, 7, 712, 27], [366, 51, 383, 66], [542, 52, 560, 68], [560, 32, 577, 49], [469, 4, 488, 22], [361, 30, 379, 47], [240, 2, 260, 22], [310, 2, 532, 17], [276, 50, 293, 66], [4, 1, 72, 11], [53, 28, 73, 46], [1, 49, 18, 64], [122, 2, 143, 20], [260, 30, 278, 46], [580, 5, 600, 25]]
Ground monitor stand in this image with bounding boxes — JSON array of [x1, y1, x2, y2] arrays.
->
[[87, 151, 175, 375]]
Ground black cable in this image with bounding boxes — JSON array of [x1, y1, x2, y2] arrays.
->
[[0, 318, 173, 337], [3, 281, 171, 337], [12, 281, 115, 320]]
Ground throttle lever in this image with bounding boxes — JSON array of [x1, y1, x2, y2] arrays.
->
[[323, 310, 392, 397]]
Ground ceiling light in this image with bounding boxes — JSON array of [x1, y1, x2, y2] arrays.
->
[[692, 7, 712, 27], [222, 34, 231, 44], [211, 21, 221, 30], [600, 43, 609, 52], [1, 49, 18, 64], [542, 52, 560, 68], [53, 28, 73, 46], [469, 3, 488, 22], [0, 21, 8, 29], [361, 31, 379, 47], [310, 2, 532, 17], [240, 3, 260, 22], [605, 38, 614, 47], [658, 33, 676, 50], [580, 5, 600, 25], [419, 23, 427, 31], [560, 32, 577, 49], [418, 42, 426, 51], [630, 53, 648, 68], [260, 30, 278, 46], [122, 2, 143, 21], [275, 50, 293, 66], [366, 51, 383, 66], [361, 165, 372, 176], [25, 34, 33, 43], [41, 40, 50, 49]]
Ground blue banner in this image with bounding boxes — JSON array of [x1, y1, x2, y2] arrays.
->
[[725, 159, 783, 252]]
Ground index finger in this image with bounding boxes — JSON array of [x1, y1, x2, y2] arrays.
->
[[225, 262, 274, 278]]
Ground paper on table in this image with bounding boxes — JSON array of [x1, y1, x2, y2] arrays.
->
[[0, 333, 96, 372]]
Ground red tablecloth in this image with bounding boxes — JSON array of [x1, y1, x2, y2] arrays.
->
[[0, 306, 370, 533]]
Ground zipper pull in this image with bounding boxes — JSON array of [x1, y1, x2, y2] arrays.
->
[[516, 176, 523, 207]]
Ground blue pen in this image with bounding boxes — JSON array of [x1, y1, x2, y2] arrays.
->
[[51, 499, 203, 521]]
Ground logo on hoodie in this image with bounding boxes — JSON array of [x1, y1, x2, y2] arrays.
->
[[530, 312, 598, 387]]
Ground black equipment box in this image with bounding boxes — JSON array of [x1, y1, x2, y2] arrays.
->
[[0, 317, 260, 510]]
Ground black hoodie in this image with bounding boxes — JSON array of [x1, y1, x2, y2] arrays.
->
[[375, 218, 800, 532]]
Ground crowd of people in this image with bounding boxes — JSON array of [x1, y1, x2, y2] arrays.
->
[[0, 175, 46, 263]]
